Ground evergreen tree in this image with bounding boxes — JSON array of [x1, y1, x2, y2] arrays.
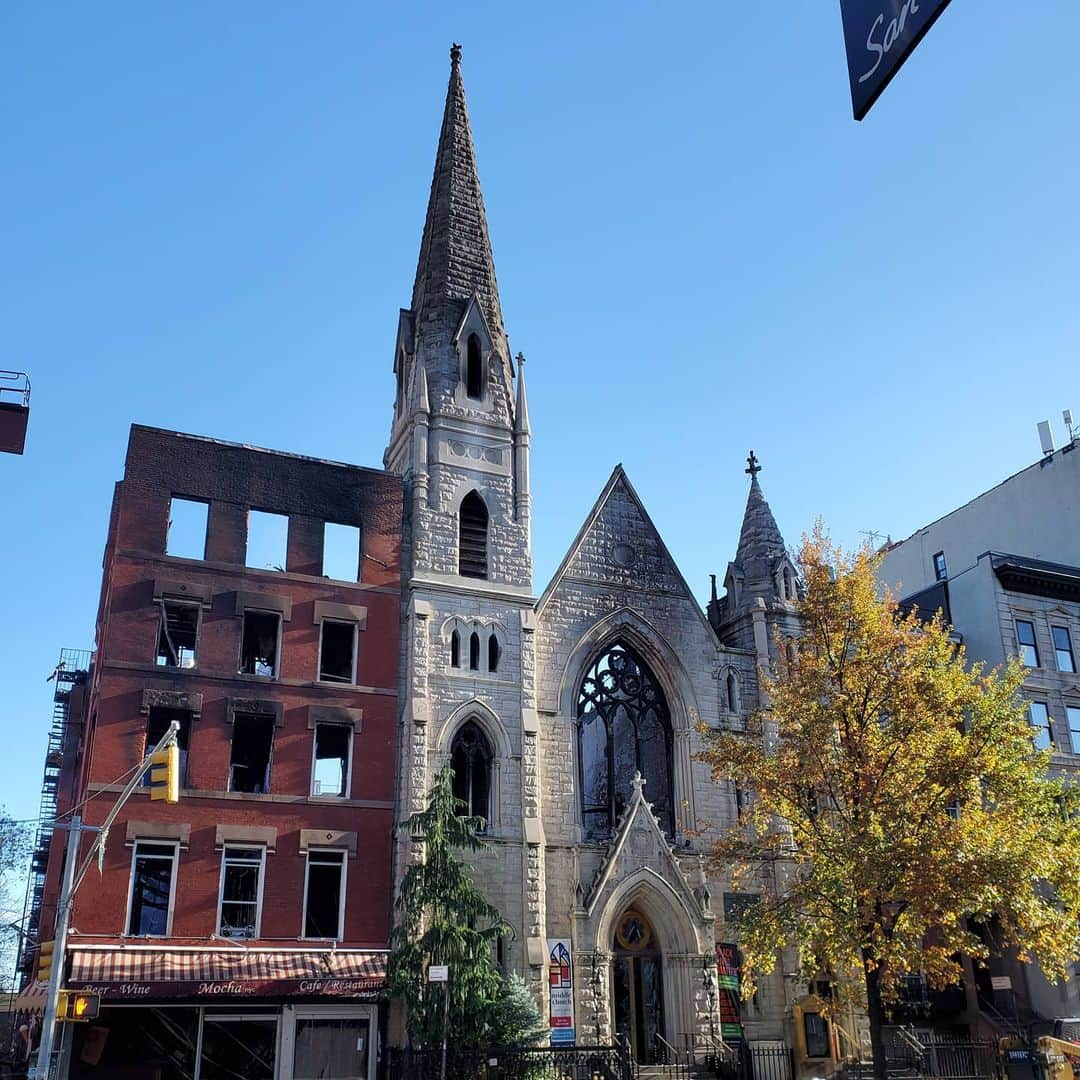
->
[[487, 972, 547, 1051], [388, 764, 511, 1049]]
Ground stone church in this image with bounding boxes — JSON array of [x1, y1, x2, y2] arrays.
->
[[386, 46, 805, 1059]]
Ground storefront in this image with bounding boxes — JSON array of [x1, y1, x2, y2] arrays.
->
[[58, 945, 387, 1080]]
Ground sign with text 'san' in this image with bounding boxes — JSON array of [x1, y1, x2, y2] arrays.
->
[[547, 940, 575, 1046], [839, 0, 952, 120]]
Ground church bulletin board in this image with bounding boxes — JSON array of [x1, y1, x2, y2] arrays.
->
[[716, 943, 745, 1044], [547, 939, 575, 1046]]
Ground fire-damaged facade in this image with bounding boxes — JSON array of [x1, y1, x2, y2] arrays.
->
[[24, 426, 402, 1079]]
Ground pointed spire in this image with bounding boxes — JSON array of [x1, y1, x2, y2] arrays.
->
[[514, 352, 530, 436], [731, 452, 789, 607], [410, 44, 506, 354]]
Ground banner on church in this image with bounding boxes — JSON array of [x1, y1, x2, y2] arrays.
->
[[547, 939, 575, 1046], [716, 943, 745, 1044]]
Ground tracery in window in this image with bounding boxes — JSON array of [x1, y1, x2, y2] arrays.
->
[[451, 721, 492, 828], [578, 642, 673, 839]]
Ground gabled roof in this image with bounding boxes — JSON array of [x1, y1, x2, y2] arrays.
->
[[409, 44, 507, 357]]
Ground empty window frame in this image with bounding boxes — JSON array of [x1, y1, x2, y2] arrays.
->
[[465, 333, 483, 399], [323, 522, 362, 582], [488, 633, 500, 673], [240, 610, 281, 677], [156, 600, 199, 669], [1068, 706, 1080, 756], [142, 707, 190, 789], [311, 724, 351, 798], [229, 713, 274, 793], [1016, 619, 1040, 667], [933, 551, 948, 582], [246, 510, 288, 572], [166, 497, 208, 560], [458, 492, 488, 579], [319, 620, 357, 684], [217, 846, 265, 939], [127, 841, 178, 936], [1029, 702, 1053, 751], [1053, 626, 1076, 673], [303, 849, 346, 939]]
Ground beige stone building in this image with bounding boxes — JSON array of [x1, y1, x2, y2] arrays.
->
[[385, 47, 810, 1063]]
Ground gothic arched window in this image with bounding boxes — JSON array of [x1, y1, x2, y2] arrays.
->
[[469, 632, 480, 671], [466, 334, 483, 399], [577, 642, 673, 839], [488, 633, 500, 673], [459, 491, 488, 579], [451, 721, 492, 828], [726, 671, 739, 713], [450, 629, 460, 668]]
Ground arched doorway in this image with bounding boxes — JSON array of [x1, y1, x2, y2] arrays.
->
[[611, 908, 664, 1062]]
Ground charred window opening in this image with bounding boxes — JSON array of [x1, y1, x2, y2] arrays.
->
[[246, 509, 288, 572], [451, 630, 460, 668], [578, 642, 673, 839], [451, 721, 492, 828], [458, 492, 488, 579], [319, 620, 356, 684], [304, 849, 345, 939], [469, 632, 480, 671], [218, 846, 263, 938], [229, 713, 274, 794], [143, 707, 190, 789], [240, 610, 280, 678], [312, 723, 350, 797], [323, 521, 362, 582], [466, 333, 483, 399], [166, 497, 208, 560], [127, 842, 177, 936], [156, 601, 199, 669], [488, 633, 500, 673]]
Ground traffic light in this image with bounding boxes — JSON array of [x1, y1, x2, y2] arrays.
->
[[149, 743, 179, 803], [61, 991, 101, 1022], [36, 940, 55, 983]]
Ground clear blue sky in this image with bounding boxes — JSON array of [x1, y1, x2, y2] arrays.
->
[[2, 2, 1078, 827]]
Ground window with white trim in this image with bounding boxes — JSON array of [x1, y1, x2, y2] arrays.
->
[[217, 846, 265, 939], [127, 842, 178, 936], [303, 849, 346, 939]]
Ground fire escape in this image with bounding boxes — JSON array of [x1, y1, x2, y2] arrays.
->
[[17, 649, 92, 980]]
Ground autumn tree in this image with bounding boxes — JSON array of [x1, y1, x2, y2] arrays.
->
[[700, 530, 1080, 1080], [388, 764, 512, 1050]]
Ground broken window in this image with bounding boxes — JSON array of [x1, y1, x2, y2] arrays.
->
[[229, 713, 274, 793], [318, 620, 356, 684], [217, 846, 264, 938], [127, 842, 177, 936], [142, 707, 190, 789], [166, 497, 208, 559], [323, 521, 362, 582], [451, 629, 460, 668], [488, 633, 500, 673], [578, 642, 673, 839], [304, 849, 345, 939], [469, 631, 480, 671], [156, 600, 199, 669], [246, 509, 288, 572], [240, 610, 280, 677], [311, 724, 350, 797], [465, 333, 483, 399], [451, 721, 492, 827], [458, 491, 488, 579]]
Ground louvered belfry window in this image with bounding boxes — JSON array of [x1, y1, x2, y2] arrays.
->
[[459, 491, 488, 579]]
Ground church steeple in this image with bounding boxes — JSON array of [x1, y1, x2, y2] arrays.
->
[[410, 43, 507, 359]]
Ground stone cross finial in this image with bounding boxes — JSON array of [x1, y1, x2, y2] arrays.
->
[[632, 771, 646, 794], [450, 42, 462, 66], [745, 450, 761, 478]]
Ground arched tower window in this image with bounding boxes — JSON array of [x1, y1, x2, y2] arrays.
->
[[459, 491, 488, 579], [469, 632, 480, 671], [451, 720, 492, 828], [466, 334, 483, 400], [726, 671, 739, 713], [488, 633, 500, 673], [577, 642, 673, 839], [450, 629, 460, 668]]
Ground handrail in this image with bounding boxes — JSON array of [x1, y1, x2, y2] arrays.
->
[[0, 370, 31, 407], [894, 1024, 925, 1056]]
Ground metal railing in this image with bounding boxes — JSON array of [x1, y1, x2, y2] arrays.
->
[[387, 1044, 633, 1080]]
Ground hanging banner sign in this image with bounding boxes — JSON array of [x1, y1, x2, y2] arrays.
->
[[716, 944, 745, 1045], [547, 939, 575, 1046], [839, 0, 952, 120]]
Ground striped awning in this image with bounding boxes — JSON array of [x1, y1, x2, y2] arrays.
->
[[13, 980, 47, 1015], [67, 946, 387, 1001]]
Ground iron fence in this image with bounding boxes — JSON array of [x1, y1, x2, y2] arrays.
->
[[387, 1044, 633, 1080]]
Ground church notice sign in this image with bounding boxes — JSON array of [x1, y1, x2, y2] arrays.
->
[[547, 939, 575, 1046], [839, 0, 952, 120], [716, 944, 745, 1045]]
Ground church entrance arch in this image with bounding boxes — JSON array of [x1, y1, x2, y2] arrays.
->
[[611, 908, 665, 1063]]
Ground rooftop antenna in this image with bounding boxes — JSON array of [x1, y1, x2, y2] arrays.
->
[[1037, 420, 1055, 458], [1063, 408, 1077, 446], [860, 529, 890, 549]]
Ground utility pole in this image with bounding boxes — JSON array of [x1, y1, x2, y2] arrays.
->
[[31, 816, 81, 1080]]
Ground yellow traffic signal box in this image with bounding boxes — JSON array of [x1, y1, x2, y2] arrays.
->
[[36, 940, 55, 983], [149, 744, 179, 803]]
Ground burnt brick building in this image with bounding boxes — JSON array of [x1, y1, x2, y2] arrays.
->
[[27, 426, 402, 1079]]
